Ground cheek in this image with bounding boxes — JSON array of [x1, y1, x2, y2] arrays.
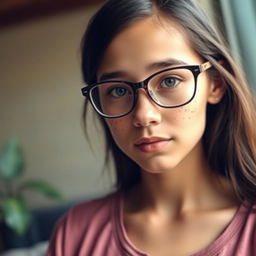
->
[[169, 99, 207, 132], [173, 103, 200, 122], [181, 107, 197, 121], [106, 118, 128, 139]]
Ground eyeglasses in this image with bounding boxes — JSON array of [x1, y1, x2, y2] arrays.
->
[[81, 61, 212, 118]]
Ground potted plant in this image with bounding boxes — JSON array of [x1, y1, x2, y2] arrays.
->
[[0, 138, 62, 244]]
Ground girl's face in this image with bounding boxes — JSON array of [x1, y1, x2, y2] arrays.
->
[[97, 16, 223, 174]]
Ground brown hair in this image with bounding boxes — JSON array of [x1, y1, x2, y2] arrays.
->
[[81, 0, 256, 202]]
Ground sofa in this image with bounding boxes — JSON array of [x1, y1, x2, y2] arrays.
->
[[0, 201, 72, 256]]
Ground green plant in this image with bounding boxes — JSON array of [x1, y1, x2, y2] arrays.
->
[[0, 138, 62, 235]]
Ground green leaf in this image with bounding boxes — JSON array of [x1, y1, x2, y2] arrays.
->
[[1, 197, 31, 235], [20, 180, 62, 200], [0, 138, 25, 180]]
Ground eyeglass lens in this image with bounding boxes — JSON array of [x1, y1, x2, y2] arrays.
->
[[90, 68, 195, 117]]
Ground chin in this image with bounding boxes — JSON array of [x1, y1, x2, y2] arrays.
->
[[139, 159, 181, 174]]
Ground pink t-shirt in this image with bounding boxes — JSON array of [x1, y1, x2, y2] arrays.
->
[[46, 192, 256, 256]]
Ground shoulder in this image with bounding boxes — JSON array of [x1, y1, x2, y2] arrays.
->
[[232, 202, 256, 250], [234, 201, 256, 231], [67, 192, 118, 221], [46, 192, 121, 255], [60, 191, 119, 231], [244, 202, 256, 226]]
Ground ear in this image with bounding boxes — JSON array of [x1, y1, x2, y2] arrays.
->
[[207, 78, 226, 104]]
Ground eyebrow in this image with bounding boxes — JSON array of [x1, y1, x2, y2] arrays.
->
[[147, 58, 188, 70], [99, 58, 189, 82]]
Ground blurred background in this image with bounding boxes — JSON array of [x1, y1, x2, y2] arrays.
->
[[0, 0, 112, 211], [0, 0, 255, 254]]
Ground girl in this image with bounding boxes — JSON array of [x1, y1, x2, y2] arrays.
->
[[47, 0, 256, 255]]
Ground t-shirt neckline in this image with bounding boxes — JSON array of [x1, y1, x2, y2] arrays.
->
[[112, 192, 250, 256]]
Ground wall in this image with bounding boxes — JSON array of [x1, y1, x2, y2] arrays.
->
[[0, 5, 114, 208]]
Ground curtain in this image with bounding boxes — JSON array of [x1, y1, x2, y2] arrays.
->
[[220, 0, 256, 89]]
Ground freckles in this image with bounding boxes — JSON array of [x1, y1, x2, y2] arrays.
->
[[177, 106, 197, 121], [183, 108, 197, 120]]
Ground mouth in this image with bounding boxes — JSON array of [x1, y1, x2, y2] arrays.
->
[[134, 137, 172, 153]]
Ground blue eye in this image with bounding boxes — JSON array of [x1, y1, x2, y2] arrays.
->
[[109, 87, 128, 97], [161, 77, 181, 88]]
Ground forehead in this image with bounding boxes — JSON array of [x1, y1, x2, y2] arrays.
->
[[98, 16, 202, 77]]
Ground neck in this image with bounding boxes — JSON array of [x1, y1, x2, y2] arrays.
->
[[126, 143, 237, 216]]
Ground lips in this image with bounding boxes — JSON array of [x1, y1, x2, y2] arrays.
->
[[134, 137, 172, 153]]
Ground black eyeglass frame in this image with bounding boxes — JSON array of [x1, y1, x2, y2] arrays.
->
[[81, 61, 212, 118]]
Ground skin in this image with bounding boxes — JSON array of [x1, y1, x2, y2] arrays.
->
[[98, 16, 239, 256]]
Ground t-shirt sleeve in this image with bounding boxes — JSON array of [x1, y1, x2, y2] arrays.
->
[[45, 194, 116, 256]]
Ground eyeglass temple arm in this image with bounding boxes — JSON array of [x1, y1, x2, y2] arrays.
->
[[200, 61, 212, 72]]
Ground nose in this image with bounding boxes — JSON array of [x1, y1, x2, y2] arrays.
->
[[132, 89, 162, 127]]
